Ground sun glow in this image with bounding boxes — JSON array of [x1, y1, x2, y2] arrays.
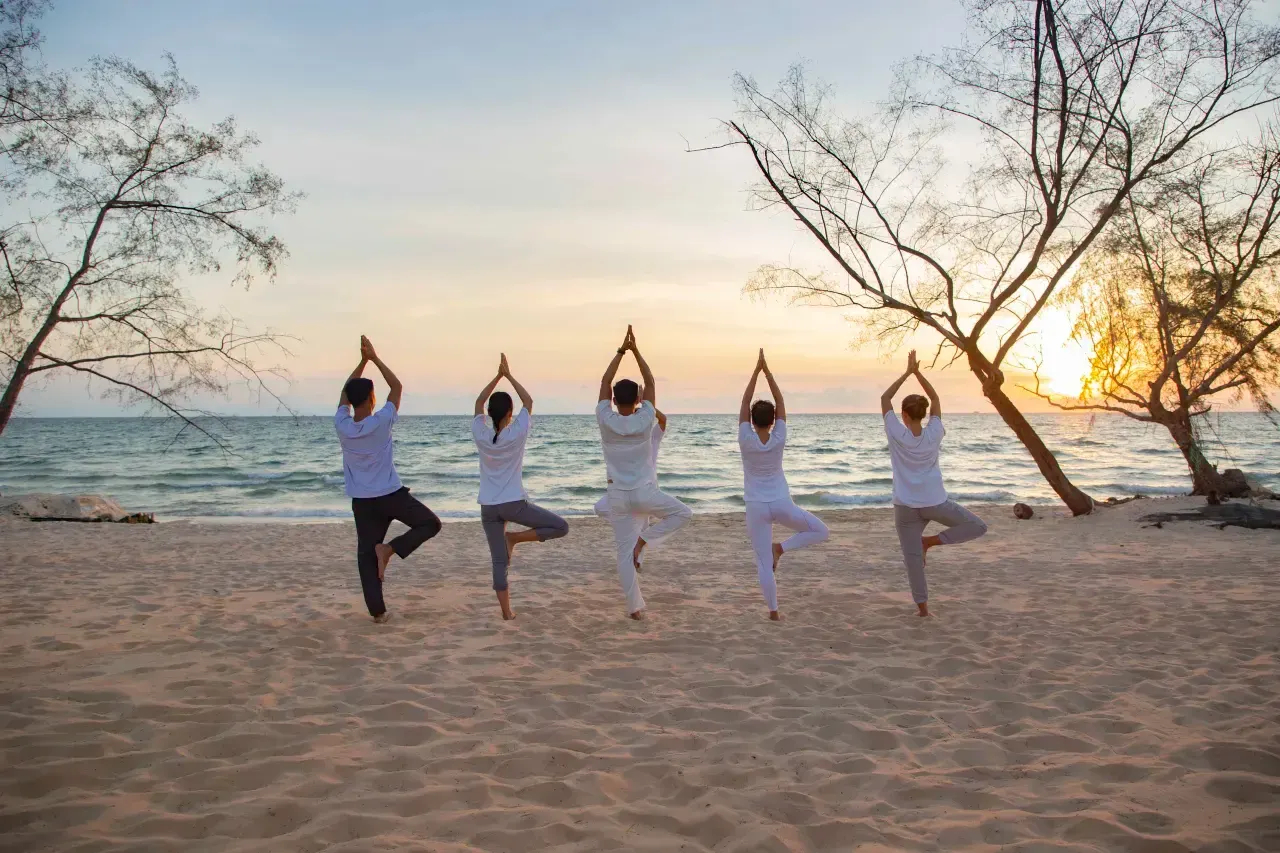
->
[[1031, 311, 1093, 400]]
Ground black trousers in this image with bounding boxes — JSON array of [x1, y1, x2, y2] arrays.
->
[[351, 487, 442, 616]]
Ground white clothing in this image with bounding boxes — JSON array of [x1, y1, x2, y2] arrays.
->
[[594, 422, 665, 519], [606, 482, 691, 613], [738, 420, 790, 502], [471, 409, 531, 505], [334, 403, 402, 499], [883, 412, 947, 508], [596, 400, 657, 490], [745, 500, 829, 611]]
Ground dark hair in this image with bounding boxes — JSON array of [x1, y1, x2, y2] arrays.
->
[[902, 394, 929, 421], [344, 377, 374, 407], [613, 379, 639, 407], [750, 399, 775, 428], [487, 391, 513, 443]]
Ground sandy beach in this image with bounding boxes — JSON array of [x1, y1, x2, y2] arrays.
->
[[1, 498, 1277, 852]]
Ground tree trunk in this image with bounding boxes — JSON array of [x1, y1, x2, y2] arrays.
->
[[0, 354, 35, 436], [982, 379, 1096, 516], [1160, 410, 1231, 496]]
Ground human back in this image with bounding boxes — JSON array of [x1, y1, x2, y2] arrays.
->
[[883, 411, 946, 507], [738, 418, 789, 502], [335, 381, 401, 499], [472, 401, 530, 505]]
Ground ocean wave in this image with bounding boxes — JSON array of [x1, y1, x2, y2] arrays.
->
[[1095, 483, 1189, 496], [793, 491, 894, 507], [949, 489, 1018, 502], [191, 506, 351, 518]]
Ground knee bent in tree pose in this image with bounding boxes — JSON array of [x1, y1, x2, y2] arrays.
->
[[881, 350, 987, 617]]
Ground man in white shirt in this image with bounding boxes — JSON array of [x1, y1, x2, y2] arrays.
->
[[597, 326, 691, 619], [593, 407, 667, 522], [335, 336, 441, 623], [881, 350, 987, 617]]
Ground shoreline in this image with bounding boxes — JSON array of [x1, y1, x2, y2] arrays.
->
[[8, 499, 1099, 526]]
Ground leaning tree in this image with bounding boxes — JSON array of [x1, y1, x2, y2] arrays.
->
[[1031, 132, 1280, 495], [723, 0, 1280, 514], [0, 5, 298, 442]]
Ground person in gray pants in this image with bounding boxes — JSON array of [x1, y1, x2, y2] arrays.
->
[[472, 354, 569, 620], [880, 350, 988, 617]]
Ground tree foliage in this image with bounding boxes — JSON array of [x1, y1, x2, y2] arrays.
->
[[0, 3, 299, 442], [725, 0, 1280, 513], [1035, 132, 1280, 492]]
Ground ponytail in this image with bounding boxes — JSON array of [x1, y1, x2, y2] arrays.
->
[[487, 391, 513, 443]]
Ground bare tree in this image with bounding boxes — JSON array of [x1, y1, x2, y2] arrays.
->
[[722, 0, 1280, 514], [0, 45, 299, 442], [1030, 133, 1280, 495]]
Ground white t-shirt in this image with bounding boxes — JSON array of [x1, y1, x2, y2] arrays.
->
[[738, 420, 790, 502], [335, 403, 402, 499], [884, 412, 947, 507], [596, 400, 657, 490], [472, 409, 531, 505]]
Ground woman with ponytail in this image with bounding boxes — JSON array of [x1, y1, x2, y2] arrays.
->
[[472, 354, 569, 620]]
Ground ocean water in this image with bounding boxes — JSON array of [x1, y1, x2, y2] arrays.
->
[[1, 413, 1276, 521]]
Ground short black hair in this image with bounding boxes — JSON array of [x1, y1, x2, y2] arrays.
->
[[613, 379, 640, 407], [750, 399, 775, 428], [345, 377, 374, 407], [902, 393, 929, 420]]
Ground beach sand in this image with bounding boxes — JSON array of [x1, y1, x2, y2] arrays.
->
[[1, 498, 1277, 852]]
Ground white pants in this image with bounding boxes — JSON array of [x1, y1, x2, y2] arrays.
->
[[607, 482, 692, 614], [744, 499, 829, 611]]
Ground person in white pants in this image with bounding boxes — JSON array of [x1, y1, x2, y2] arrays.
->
[[738, 349, 829, 621], [593, 408, 666, 544], [881, 350, 988, 617], [596, 326, 691, 620]]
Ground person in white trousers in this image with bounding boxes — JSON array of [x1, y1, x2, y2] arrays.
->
[[881, 350, 988, 617], [596, 326, 692, 619], [738, 349, 829, 621]]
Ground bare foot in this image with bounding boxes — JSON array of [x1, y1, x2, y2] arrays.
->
[[629, 610, 645, 621], [373, 612, 391, 624], [632, 538, 646, 573], [505, 531, 518, 564], [921, 535, 941, 566], [375, 543, 395, 580], [917, 602, 930, 618], [772, 542, 783, 572], [769, 610, 783, 621], [496, 589, 515, 621]]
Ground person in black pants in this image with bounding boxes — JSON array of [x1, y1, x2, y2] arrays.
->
[[335, 336, 441, 622]]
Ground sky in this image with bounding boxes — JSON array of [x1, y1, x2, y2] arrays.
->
[[18, 0, 1099, 416]]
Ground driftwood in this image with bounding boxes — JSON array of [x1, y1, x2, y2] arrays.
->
[[1140, 503, 1280, 530]]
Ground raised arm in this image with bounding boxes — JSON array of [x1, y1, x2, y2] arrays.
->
[[474, 359, 504, 416], [655, 408, 667, 431], [913, 359, 942, 418], [501, 353, 534, 414], [339, 350, 369, 407], [362, 336, 403, 410], [599, 335, 628, 403], [761, 352, 785, 421], [880, 350, 917, 415], [740, 349, 763, 423], [629, 326, 656, 405]]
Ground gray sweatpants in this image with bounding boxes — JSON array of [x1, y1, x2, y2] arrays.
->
[[481, 500, 569, 591], [893, 501, 988, 603]]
